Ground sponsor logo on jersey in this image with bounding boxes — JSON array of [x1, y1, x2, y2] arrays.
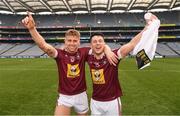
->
[[91, 69, 105, 84], [67, 64, 80, 78]]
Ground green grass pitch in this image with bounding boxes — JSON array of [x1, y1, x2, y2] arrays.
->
[[0, 58, 180, 115]]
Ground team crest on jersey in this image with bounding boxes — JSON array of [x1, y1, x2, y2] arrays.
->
[[67, 64, 80, 78], [94, 62, 100, 67], [91, 69, 105, 84], [70, 56, 75, 62]]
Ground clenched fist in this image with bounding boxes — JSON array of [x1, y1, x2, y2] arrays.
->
[[22, 11, 36, 30]]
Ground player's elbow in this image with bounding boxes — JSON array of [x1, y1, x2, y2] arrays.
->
[[121, 50, 129, 58], [40, 43, 57, 58]]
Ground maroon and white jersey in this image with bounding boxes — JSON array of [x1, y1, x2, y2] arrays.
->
[[55, 47, 90, 95], [87, 49, 123, 101]]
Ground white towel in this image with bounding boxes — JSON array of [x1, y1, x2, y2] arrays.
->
[[133, 15, 160, 69]]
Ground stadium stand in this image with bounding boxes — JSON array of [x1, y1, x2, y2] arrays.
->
[[0, 43, 33, 56], [0, 11, 180, 58], [166, 42, 180, 54], [0, 42, 180, 58], [0, 11, 179, 27], [156, 42, 180, 57]]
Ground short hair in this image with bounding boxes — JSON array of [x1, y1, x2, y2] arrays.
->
[[65, 29, 80, 38], [89, 32, 104, 42]]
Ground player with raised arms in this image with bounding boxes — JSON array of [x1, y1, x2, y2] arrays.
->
[[21, 12, 118, 115], [87, 13, 160, 115]]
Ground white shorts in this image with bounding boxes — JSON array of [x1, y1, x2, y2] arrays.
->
[[57, 91, 89, 114], [90, 97, 121, 115]]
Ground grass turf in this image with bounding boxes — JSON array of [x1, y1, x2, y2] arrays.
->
[[0, 58, 180, 115]]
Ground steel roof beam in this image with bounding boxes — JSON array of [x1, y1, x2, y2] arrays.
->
[[127, 0, 136, 10], [39, 0, 53, 12], [85, 0, 91, 12], [147, 0, 159, 9], [62, 0, 72, 12], [107, 0, 113, 11], [16, 0, 34, 12], [170, 0, 177, 9], [2, 0, 15, 13]]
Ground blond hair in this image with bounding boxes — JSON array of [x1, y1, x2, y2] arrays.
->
[[65, 29, 80, 38]]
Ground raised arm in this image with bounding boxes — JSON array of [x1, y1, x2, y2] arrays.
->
[[118, 30, 144, 58], [21, 12, 57, 58], [118, 13, 159, 59]]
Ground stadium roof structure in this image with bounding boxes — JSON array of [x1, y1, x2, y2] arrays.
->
[[0, 0, 180, 14]]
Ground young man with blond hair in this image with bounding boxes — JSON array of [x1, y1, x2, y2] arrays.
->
[[21, 12, 117, 115]]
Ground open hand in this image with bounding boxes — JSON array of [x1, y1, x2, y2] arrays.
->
[[106, 51, 118, 66]]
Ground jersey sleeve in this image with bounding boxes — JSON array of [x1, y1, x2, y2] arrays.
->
[[54, 48, 62, 60], [113, 49, 122, 60], [117, 49, 123, 59]]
